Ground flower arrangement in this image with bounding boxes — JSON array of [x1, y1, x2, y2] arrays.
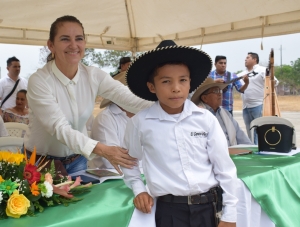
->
[[0, 149, 92, 219]]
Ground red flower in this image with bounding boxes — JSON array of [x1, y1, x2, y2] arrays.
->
[[23, 164, 41, 184]]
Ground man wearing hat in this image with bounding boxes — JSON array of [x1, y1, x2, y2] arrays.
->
[[121, 40, 237, 227], [112, 57, 131, 77], [191, 78, 252, 146], [90, 71, 135, 169]]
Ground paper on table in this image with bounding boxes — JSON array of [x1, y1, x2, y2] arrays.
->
[[70, 168, 123, 184], [259, 147, 300, 156]]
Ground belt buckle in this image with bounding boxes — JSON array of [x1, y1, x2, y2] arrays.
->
[[188, 194, 208, 205], [188, 195, 192, 205]]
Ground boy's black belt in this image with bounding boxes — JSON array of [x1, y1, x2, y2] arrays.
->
[[158, 188, 217, 205]]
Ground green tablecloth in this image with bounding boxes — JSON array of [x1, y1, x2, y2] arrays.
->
[[1, 179, 135, 227], [2, 149, 300, 227], [232, 148, 300, 227]]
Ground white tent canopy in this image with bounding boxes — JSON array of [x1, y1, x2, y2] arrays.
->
[[1, 0, 300, 51]]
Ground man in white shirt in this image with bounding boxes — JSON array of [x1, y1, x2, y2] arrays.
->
[[90, 71, 134, 169], [238, 52, 278, 144], [122, 40, 237, 227], [0, 57, 28, 110]]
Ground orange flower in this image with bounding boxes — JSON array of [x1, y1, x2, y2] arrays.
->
[[0, 175, 4, 183], [30, 181, 40, 196]]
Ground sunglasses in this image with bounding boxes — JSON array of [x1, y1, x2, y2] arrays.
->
[[204, 88, 223, 95]]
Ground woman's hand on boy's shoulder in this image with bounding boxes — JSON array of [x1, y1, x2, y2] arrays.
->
[[133, 192, 154, 214], [218, 221, 236, 227]]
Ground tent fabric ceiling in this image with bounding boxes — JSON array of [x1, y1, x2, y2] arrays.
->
[[0, 0, 300, 51]]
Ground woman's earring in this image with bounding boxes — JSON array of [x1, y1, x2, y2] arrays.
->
[[51, 53, 55, 58]]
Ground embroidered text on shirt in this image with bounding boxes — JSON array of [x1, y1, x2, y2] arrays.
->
[[190, 131, 208, 138]]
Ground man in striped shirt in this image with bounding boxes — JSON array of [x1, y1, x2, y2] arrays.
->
[[209, 56, 249, 115]]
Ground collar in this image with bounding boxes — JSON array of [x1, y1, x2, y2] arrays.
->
[[253, 64, 259, 70], [6, 74, 20, 81], [203, 103, 220, 115], [51, 61, 80, 86], [109, 103, 124, 115], [145, 99, 204, 121], [214, 70, 227, 77], [247, 64, 259, 72]]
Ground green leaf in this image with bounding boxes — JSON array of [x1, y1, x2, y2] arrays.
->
[[27, 193, 42, 202], [33, 201, 44, 213], [19, 180, 31, 195], [0, 203, 8, 219]]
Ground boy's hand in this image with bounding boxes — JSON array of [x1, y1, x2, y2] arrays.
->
[[218, 221, 236, 227], [133, 192, 154, 214]]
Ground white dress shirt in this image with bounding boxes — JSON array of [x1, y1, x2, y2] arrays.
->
[[90, 103, 129, 168], [238, 64, 279, 109], [0, 75, 28, 110], [24, 61, 152, 159], [122, 100, 238, 222]]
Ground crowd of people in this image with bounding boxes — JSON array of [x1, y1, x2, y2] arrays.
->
[[0, 15, 280, 227]]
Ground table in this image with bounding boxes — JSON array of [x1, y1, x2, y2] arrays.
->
[[2, 148, 300, 227], [129, 179, 275, 227]]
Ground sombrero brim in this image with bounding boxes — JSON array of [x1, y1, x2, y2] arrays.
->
[[100, 99, 112, 109], [191, 80, 228, 106], [126, 46, 212, 101]]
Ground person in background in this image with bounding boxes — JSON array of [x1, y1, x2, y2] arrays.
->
[[209, 56, 249, 115], [191, 78, 252, 146], [111, 57, 132, 77], [2, 89, 29, 125], [238, 52, 279, 144], [23, 15, 152, 175], [0, 56, 28, 111], [90, 71, 135, 169]]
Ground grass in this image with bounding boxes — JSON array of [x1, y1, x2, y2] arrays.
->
[[233, 95, 300, 112]]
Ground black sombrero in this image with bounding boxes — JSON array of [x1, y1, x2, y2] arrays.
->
[[126, 40, 212, 101]]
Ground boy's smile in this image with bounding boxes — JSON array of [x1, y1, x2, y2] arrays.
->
[[147, 64, 191, 114]]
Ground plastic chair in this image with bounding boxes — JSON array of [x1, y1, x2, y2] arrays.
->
[[4, 122, 28, 138], [0, 137, 24, 153], [249, 116, 296, 147]]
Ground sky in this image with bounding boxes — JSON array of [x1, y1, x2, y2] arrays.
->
[[0, 33, 299, 79]]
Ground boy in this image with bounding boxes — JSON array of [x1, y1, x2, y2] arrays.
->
[[90, 71, 135, 169], [122, 40, 237, 227]]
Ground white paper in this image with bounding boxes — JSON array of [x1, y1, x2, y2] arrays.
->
[[70, 168, 123, 184], [259, 147, 300, 156]]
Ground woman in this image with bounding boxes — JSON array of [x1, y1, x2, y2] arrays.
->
[[2, 89, 29, 125], [24, 15, 152, 174]]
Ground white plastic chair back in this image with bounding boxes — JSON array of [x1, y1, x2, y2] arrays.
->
[[0, 137, 24, 153], [4, 122, 28, 138], [250, 116, 296, 147]]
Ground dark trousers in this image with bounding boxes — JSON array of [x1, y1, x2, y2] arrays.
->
[[155, 199, 216, 227]]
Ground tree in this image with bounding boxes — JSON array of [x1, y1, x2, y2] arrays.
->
[[274, 59, 300, 94], [39, 47, 133, 70]]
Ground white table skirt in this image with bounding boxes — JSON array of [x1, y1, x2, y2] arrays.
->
[[129, 179, 275, 227]]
